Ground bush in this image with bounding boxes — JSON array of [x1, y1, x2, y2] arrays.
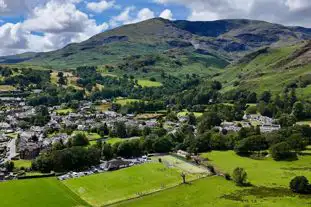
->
[[232, 167, 248, 186], [270, 142, 297, 161], [224, 173, 231, 180], [207, 165, 216, 175], [290, 176, 311, 194]]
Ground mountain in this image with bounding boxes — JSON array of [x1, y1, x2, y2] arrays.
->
[[1, 18, 311, 71], [216, 40, 311, 99]]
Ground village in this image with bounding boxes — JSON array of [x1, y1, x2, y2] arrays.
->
[[0, 94, 282, 181]]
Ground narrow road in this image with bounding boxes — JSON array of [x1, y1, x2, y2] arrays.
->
[[2, 138, 17, 164]]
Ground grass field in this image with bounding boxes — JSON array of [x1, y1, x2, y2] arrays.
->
[[95, 103, 111, 112], [63, 162, 194, 206], [0, 178, 89, 207], [72, 131, 101, 140], [115, 175, 311, 207], [105, 137, 140, 145], [13, 160, 32, 169], [137, 80, 163, 88], [55, 108, 73, 115], [296, 120, 311, 127], [177, 111, 203, 118], [0, 85, 16, 91], [115, 98, 141, 106], [135, 113, 164, 120], [201, 150, 311, 187]]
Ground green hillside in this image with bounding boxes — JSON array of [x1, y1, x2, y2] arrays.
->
[[217, 40, 311, 98]]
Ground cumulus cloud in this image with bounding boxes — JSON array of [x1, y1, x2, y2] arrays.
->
[[87, 0, 115, 13], [154, 0, 311, 27], [110, 7, 155, 27], [159, 9, 173, 20], [0, 0, 109, 56]]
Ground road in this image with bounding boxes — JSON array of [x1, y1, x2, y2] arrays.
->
[[2, 138, 17, 164]]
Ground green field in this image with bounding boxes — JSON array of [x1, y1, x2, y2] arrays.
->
[[201, 150, 311, 187], [115, 150, 311, 207], [0, 178, 89, 207], [13, 160, 32, 169], [55, 108, 73, 115], [137, 80, 163, 88], [115, 98, 141, 106], [177, 111, 203, 118], [72, 131, 101, 140], [63, 162, 196, 206], [115, 175, 311, 207], [0, 85, 16, 91], [95, 103, 111, 112]]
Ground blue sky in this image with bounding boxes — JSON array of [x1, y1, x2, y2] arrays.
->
[[0, 0, 310, 56]]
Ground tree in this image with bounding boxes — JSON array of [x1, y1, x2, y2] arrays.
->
[[72, 133, 89, 146], [153, 136, 173, 153], [287, 133, 307, 153], [234, 135, 268, 155], [270, 142, 296, 161], [211, 81, 222, 90], [181, 172, 186, 184], [187, 113, 197, 125], [5, 161, 14, 172], [232, 167, 248, 186], [290, 176, 310, 194], [112, 122, 127, 138], [292, 101, 304, 120], [102, 143, 114, 160], [260, 91, 271, 103], [198, 112, 221, 134], [279, 114, 296, 127]]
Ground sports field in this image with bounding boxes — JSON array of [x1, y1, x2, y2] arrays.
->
[[154, 155, 209, 174], [63, 162, 195, 206], [0, 178, 89, 207]]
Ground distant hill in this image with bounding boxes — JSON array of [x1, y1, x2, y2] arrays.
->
[[1, 18, 311, 71], [216, 40, 311, 99]]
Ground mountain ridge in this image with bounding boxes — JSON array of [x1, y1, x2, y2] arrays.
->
[[0, 18, 311, 69]]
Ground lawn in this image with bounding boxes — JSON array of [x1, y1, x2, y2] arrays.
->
[[0, 178, 89, 207], [72, 131, 101, 141], [102, 137, 141, 145], [95, 103, 111, 112], [13, 159, 32, 169], [55, 108, 73, 115], [114, 176, 311, 207], [6, 132, 18, 139], [115, 98, 141, 106], [177, 111, 203, 118], [0, 85, 16, 91], [137, 80, 163, 88], [63, 162, 195, 206], [296, 120, 311, 127], [201, 150, 311, 187]]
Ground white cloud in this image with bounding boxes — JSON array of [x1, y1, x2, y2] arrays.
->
[[159, 9, 173, 20], [110, 7, 155, 27], [286, 0, 311, 11], [87, 0, 115, 13], [129, 8, 155, 23], [154, 0, 311, 27], [0, 0, 7, 9], [0, 0, 109, 56]]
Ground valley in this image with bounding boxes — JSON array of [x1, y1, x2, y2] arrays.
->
[[1, 17, 311, 207]]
